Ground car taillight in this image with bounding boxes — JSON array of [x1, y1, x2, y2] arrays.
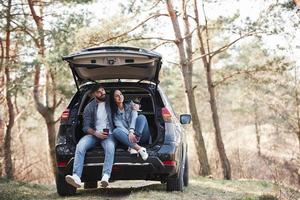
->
[[163, 160, 177, 166], [60, 109, 69, 122], [57, 160, 68, 167], [162, 107, 172, 122]]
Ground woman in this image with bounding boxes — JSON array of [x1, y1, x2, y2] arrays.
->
[[110, 89, 150, 160]]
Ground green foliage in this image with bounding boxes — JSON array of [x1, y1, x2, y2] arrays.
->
[[258, 194, 278, 200], [280, 1, 297, 9], [45, 12, 89, 98]]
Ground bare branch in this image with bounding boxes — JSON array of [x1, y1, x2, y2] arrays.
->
[[54, 98, 63, 109], [10, 19, 39, 47], [151, 41, 175, 50], [182, 26, 198, 40], [211, 31, 257, 58], [201, 0, 211, 59], [98, 13, 169, 45], [166, 60, 180, 66], [213, 68, 259, 87], [14, 108, 26, 123], [192, 31, 259, 63], [190, 51, 213, 63], [213, 61, 289, 87], [149, 0, 163, 11], [121, 36, 175, 43]]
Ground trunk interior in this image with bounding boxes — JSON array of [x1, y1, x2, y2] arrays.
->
[[72, 85, 163, 153]]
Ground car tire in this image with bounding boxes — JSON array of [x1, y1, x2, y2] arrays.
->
[[166, 162, 184, 192], [183, 154, 189, 187], [56, 169, 77, 196], [84, 181, 98, 189]]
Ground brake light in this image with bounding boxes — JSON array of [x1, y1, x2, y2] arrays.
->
[[60, 109, 70, 122], [57, 160, 68, 167], [162, 107, 172, 122], [163, 160, 177, 166]]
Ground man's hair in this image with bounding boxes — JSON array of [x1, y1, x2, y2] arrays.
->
[[91, 83, 104, 93]]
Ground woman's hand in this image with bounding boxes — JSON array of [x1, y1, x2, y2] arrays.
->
[[128, 132, 138, 143], [131, 103, 141, 111]]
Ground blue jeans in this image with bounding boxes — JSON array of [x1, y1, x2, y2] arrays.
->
[[72, 134, 117, 178], [113, 115, 151, 148]]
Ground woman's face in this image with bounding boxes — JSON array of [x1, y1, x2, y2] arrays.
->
[[114, 90, 124, 104]]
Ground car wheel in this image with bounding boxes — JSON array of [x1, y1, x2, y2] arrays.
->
[[56, 169, 76, 196], [183, 154, 189, 187], [166, 162, 184, 192], [84, 181, 98, 189]]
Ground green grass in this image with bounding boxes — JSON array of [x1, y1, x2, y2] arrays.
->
[[1, 177, 299, 200]]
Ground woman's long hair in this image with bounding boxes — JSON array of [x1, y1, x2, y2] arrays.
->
[[109, 89, 118, 124]]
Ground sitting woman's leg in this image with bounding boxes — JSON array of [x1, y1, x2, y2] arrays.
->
[[135, 114, 151, 145], [113, 127, 136, 149], [113, 127, 148, 160]]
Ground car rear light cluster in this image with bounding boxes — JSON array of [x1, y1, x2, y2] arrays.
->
[[57, 160, 69, 167], [163, 160, 177, 166], [60, 109, 70, 122], [162, 107, 172, 122]]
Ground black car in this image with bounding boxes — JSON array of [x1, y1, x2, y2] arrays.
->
[[55, 46, 191, 196]]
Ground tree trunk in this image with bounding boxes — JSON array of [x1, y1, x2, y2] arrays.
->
[[0, 112, 3, 174], [45, 112, 57, 173], [254, 101, 261, 156], [294, 66, 300, 152], [0, 38, 4, 174], [166, 0, 211, 176], [28, 0, 57, 176], [185, 84, 211, 175], [206, 63, 231, 180], [193, 0, 231, 179], [3, 0, 14, 179], [297, 131, 300, 153]]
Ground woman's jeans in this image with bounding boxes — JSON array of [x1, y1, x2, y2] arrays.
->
[[113, 115, 150, 148], [72, 134, 117, 178]]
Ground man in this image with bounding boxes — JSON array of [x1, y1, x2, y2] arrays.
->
[[65, 84, 116, 188]]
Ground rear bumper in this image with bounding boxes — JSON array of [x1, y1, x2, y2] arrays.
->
[[57, 154, 177, 182]]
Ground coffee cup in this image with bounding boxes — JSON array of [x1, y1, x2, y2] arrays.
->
[[103, 128, 109, 135]]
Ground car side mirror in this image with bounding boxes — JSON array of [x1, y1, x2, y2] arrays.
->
[[180, 114, 191, 124]]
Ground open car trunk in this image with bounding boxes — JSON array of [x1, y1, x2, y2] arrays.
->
[[72, 84, 164, 154], [63, 46, 162, 88]]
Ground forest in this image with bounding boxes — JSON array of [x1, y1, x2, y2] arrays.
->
[[0, 0, 300, 199]]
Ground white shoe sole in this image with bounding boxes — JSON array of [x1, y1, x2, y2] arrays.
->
[[65, 175, 81, 188], [141, 154, 148, 160], [100, 180, 109, 188], [130, 150, 138, 154]]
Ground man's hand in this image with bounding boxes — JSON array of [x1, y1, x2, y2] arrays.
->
[[94, 130, 108, 140], [128, 132, 138, 144]]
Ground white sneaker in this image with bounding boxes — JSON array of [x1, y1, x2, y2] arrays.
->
[[100, 174, 109, 188], [128, 148, 138, 154], [138, 147, 148, 161], [65, 174, 81, 188]]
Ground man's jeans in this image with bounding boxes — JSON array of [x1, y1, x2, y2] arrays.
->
[[113, 115, 150, 148], [72, 134, 117, 178]]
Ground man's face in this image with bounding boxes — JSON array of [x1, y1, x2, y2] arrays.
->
[[94, 87, 106, 101]]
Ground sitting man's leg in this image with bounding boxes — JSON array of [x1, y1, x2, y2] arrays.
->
[[66, 135, 99, 188], [100, 135, 117, 187]]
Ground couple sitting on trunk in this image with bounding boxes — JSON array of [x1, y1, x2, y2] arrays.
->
[[65, 84, 150, 188]]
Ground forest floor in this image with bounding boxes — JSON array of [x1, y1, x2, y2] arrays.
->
[[1, 176, 300, 200]]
